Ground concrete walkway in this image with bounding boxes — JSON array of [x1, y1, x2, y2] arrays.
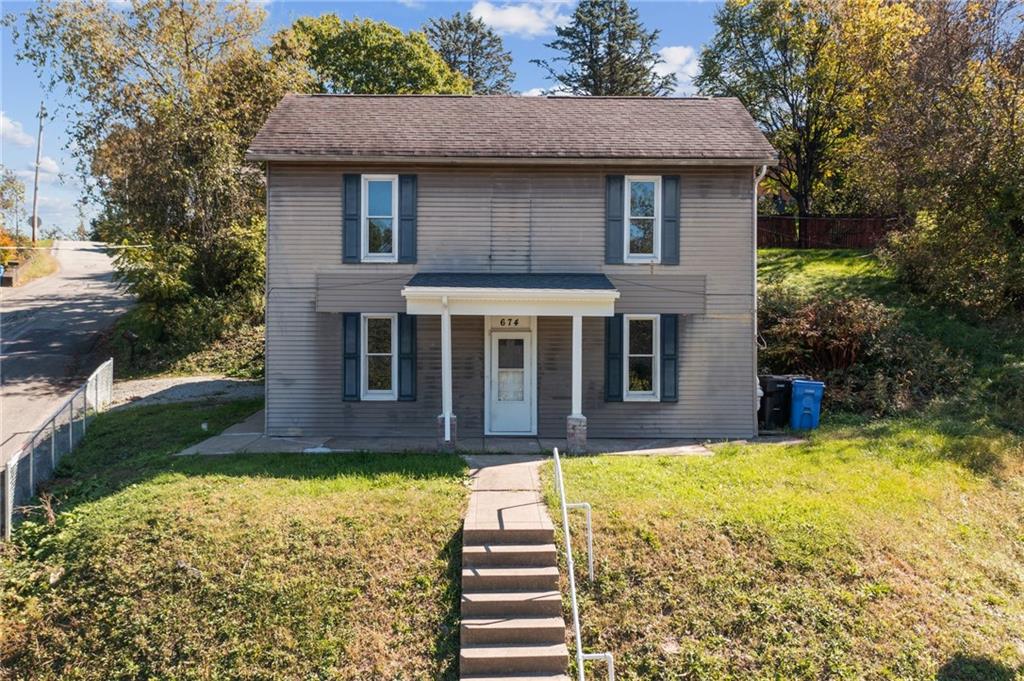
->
[[176, 410, 716, 456]]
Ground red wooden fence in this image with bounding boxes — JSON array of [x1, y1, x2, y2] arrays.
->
[[758, 216, 895, 249]]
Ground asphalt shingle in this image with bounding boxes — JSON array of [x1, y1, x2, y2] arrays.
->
[[246, 94, 776, 163]]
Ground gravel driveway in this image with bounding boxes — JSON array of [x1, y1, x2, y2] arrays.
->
[[111, 375, 264, 409]]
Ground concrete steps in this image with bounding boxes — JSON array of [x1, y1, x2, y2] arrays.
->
[[460, 644, 569, 675], [462, 617, 567, 645], [461, 489, 568, 680]]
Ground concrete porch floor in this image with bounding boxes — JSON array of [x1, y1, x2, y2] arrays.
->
[[176, 409, 717, 456]]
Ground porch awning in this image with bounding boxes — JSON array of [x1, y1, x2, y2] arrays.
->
[[401, 272, 620, 316]]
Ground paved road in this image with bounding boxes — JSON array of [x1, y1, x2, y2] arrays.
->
[[0, 241, 132, 462]]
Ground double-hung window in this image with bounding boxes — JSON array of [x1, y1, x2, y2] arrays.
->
[[361, 313, 397, 400], [624, 176, 661, 263], [361, 175, 398, 262], [624, 314, 660, 400]]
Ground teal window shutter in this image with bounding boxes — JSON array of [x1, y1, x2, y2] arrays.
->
[[398, 175, 417, 263], [660, 314, 679, 402], [605, 175, 625, 264], [343, 174, 360, 263], [398, 313, 417, 401], [662, 176, 680, 265], [342, 313, 360, 401], [604, 313, 624, 401]]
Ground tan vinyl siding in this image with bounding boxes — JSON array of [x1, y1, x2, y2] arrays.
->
[[265, 162, 756, 439]]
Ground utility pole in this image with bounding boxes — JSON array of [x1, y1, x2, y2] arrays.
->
[[30, 101, 46, 246]]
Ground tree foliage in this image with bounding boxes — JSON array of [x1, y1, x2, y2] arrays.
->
[[695, 0, 922, 233], [874, 1, 1024, 317], [533, 0, 676, 96], [271, 14, 471, 94], [424, 11, 515, 94], [0, 165, 26, 237], [7, 0, 309, 337]]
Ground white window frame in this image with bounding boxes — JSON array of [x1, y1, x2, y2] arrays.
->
[[623, 314, 660, 401], [623, 175, 662, 264], [361, 174, 399, 263], [361, 313, 398, 400]]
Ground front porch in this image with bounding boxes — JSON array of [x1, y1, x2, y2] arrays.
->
[[402, 272, 621, 453]]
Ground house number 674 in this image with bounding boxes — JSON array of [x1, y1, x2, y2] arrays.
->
[[499, 318, 520, 327]]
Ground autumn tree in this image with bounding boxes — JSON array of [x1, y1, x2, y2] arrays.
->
[[272, 15, 471, 94], [0, 165, 26, 238], [871, 1, 1024, 316], [7, 0, 309, 337], [696, 0, 923, 245], [424, 11, 515, 94], [532, 0, 675, 96]]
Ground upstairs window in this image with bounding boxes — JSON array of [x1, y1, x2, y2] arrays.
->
[[362, 175, 398, 262], [361, 313, 397, 400], [624, 314, 660, 400], [624, 176, 661, 263]]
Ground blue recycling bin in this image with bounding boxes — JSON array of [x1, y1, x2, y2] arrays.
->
[[789, 379, 825, 430]]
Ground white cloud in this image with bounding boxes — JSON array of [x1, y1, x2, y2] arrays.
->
[[1, 112, 34, 148], [471, 1, 570, 38], [520, 85, 571, 96], [655, 45, 701, 95], [34, 156, 60, 174]]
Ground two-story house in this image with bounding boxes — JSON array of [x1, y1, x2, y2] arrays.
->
[[246, 94, 776, 452]]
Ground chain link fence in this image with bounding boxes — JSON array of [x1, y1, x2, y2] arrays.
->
[[2, 358, 113, 540]]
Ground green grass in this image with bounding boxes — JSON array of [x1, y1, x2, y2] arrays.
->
[[0, 401, 468, 680], [538, 249, 1024, 679], [546, 424, 1024, 680]]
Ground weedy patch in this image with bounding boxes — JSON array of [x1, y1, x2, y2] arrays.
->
[[0, 401, 469, 680]]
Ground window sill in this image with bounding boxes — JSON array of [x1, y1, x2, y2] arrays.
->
[[623, 257, 661, 265], [360, 392, 397, 401], [624, 394, 660, 402], [360, 256, 398, 264]]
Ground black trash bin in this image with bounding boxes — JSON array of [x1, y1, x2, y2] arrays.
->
[[758, 375, 808, 430]]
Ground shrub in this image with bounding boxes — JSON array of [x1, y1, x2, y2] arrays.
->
[[759, 281, 969, 415]]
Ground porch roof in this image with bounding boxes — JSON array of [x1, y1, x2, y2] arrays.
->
[[401, 272, 619, 316], [406, 272, 615, 290]]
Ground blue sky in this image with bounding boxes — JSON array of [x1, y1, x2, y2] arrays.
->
[[1, 1, 721, 235]]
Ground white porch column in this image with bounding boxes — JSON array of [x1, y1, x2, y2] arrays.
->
[[571, 314, 583, 417], [567, 314, 587, 454], [440, 296, 453, 442]]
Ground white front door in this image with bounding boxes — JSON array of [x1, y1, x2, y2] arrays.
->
[[488, 331, 534, 434]]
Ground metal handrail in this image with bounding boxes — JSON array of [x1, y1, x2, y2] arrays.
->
[[552, 447, 614, 681]]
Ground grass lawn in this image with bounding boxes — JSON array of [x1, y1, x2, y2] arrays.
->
[[546, 424, 1024, 680], [0, 401, 468, 680], [540, 249, 1024, 679]]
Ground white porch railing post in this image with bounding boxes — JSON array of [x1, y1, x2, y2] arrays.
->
[[440, 296, 453, 441], [571, 314, 583, 417]]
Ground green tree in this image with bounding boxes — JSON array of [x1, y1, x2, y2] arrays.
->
[[532, 0, 675, 96], [272, 15, 471, 94], [695, 0, 922, 245], [7, 0, 308, 337], [423, 11, 515, 94]]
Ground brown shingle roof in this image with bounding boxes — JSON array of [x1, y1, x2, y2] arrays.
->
[[246, 94, 777, 164]]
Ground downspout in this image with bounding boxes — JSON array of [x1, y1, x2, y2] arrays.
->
[[753, 165, 768, 425]]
